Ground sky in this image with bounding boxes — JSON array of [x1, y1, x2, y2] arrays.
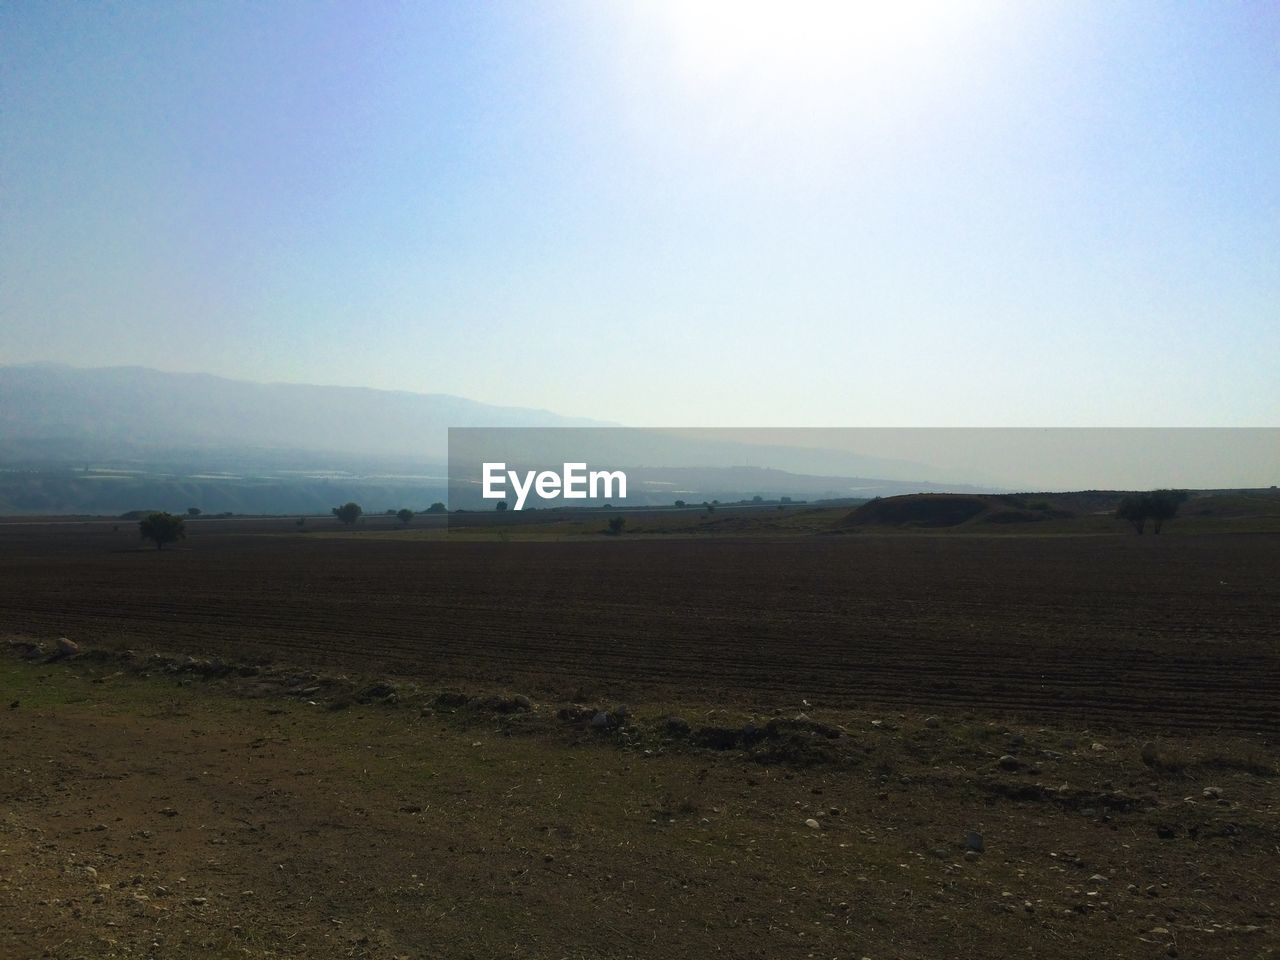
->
[[2, 0, 1277, 427]]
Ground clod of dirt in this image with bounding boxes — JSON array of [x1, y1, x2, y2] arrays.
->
[[664, 716, 691, 737], [474, 694, 532, 714], [359, 680, 397, 702]]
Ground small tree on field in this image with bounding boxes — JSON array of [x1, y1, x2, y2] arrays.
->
[[1147, 489, 1188, 533], [1116, 490, 1188, 535], [1116, 495, 1148, 534], [606, 516, 626, 536], [425, 502, 447, 514], [397, 508, 414, 526], [139, 512, 185, 550], [332, 502, 363, 525], [495, 500, 508, 512], [187, 506, 201, 517]]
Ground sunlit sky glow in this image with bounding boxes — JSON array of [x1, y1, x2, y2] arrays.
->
[[2, 1, 1277, 425]]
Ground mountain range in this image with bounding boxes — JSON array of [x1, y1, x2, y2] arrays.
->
[[0, 363, 993, 514]]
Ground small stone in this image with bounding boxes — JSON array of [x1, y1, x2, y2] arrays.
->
[[589, 711, 612, 730], [1090, 741, 1106, 752], [966, 832, 984, 853], [1202, 786, 1222, 800], [924, 716, 941, 729], [998, 755, 1021, 771], [805, 818, 821, 830], [56, 637, 80, 656]]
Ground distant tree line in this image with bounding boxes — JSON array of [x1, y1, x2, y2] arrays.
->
[[331, 501, 449, 526]]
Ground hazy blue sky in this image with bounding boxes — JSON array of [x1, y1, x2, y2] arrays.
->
[[2, 1, 1277, 426]]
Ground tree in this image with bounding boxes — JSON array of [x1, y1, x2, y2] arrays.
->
[[495, 500, 508, 512], [396, 508, 414, 526], [425, 502, 447, 514], [1116, 490, 1188, 535], [1147, 489, 1188, 534], [606, 516, 626, 536], [187, 506, 202, 517], [1116, 495, 1148, 534], [139, 512, 185, 550], [674, 500, 686, 508], [332, 502, 363, 525]]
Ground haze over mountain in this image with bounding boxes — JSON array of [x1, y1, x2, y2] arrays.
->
[[0, 364, 953, 479], [6, 364, 1272, 517], [0, 363, 607, 465], [0, 364, 996, 515]]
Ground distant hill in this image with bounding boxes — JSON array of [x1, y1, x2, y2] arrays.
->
[[842, 490, 1280, 532], [841, 491, 1140, 528], [0, 363, 606, 464], [842, 493, 1068, 528], [0, 364, 1000, 515]]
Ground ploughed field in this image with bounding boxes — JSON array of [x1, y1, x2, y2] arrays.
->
[[2, 520, 1278, 734]]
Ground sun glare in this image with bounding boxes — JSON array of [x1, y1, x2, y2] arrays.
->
[[639, 0, 999, 122]]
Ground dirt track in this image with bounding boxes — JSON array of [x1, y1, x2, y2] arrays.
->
[[2, 522, 1278, 733]]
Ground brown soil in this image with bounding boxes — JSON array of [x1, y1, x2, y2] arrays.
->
[[0, 523, 1277, 734]]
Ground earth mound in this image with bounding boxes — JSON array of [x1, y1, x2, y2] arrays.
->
[[843, 493, 1074, 528]]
